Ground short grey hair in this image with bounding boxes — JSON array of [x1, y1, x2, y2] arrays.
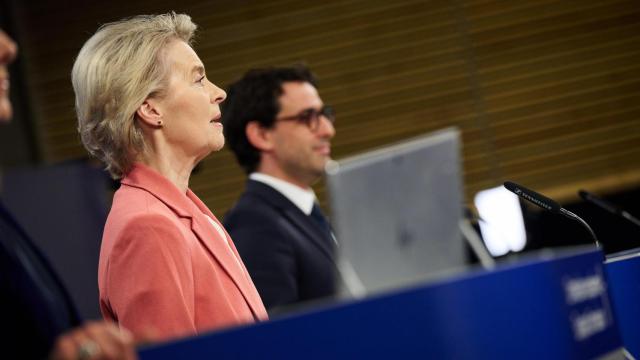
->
[[72, 12, 197, 178]]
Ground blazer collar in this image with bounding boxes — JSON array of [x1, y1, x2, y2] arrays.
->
[[245, 180, 335, 262], [245, 179, 307, 215], [248, 173, 316, 215], [120, 163, 195, 219]]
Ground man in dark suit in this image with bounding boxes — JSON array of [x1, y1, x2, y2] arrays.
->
[[222, 65, 337, 312]]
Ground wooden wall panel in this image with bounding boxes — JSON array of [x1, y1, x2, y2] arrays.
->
[[10, 0, 640, 217], [463, 0, 640, 201]]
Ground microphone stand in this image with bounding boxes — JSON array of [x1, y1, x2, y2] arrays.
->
[[560, 208, 602, 249]]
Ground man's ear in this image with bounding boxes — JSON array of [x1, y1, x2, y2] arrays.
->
[[136, 99, 163, 127], [246, 121, 274, 151]]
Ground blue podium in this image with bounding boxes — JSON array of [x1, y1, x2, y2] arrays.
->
[[139, 248, 623, 359], [605, 248, 640, 357]]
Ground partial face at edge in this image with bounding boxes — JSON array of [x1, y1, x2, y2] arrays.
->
[[0, 30, 18, 123]]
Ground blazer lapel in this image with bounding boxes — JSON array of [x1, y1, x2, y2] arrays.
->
[[246, 180, 335, 263], [287, 208, 335, 260], [187, 190, 267, 320], [122, 164, 266, 320]]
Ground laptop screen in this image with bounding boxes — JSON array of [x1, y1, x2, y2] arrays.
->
[[326, 127, 466, 296]]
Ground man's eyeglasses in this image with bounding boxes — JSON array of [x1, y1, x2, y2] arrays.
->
[[274, 105, 335, 132]]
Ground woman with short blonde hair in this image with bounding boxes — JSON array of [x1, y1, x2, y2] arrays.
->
[[73, 13, 196, 179], [72, 13, 267, 340]]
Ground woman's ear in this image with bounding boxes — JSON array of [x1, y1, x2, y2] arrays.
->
[[246, 121, 274, 151], [136, 99, 163, 127]]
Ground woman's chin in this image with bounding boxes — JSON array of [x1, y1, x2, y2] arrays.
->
[[192, 138, 225, 162], [210, 136, 225, 152]]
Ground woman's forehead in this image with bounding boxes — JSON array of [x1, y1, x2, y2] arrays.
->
[[164, 40, 204, 78]]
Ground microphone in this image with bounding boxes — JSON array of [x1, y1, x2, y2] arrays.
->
[[503, 181, 601, 248], [579, 189, 640, 228]]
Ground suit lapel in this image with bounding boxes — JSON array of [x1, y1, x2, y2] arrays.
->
[[246, 180, 335, 263], [122, 164, 266, 320], [187, 190, 267, 320]]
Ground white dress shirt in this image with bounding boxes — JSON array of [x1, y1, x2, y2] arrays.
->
[[249, 172, 317, 215]]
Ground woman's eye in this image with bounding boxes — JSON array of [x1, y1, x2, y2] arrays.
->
[[196, 75, 206, 84]]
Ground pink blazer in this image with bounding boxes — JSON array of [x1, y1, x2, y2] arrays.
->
[[98, 163, 267, 340]]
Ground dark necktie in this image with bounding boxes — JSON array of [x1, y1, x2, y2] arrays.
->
[[309, 203, 334, 242]]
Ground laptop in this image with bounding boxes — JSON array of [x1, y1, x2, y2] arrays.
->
[[326, 127, 466, 297]]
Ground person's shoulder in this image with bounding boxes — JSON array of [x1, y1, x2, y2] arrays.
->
[[225, 191, 279, 225], [225, 196, 298, 246], [104, 190, 185, 249], [110, 185, 176, 218], [113, 183, 161, 205], [105, 211, 188, 259]]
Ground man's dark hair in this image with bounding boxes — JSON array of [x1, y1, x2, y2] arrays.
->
[[221, 65, 318, 174]]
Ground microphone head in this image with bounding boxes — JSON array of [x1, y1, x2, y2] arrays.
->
[[578, 189, 620, 215], [503, 181, 562, 214]]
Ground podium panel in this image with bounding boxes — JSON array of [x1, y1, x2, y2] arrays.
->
[[605, 249, 640, 357], [140, 248, 622, 359]]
